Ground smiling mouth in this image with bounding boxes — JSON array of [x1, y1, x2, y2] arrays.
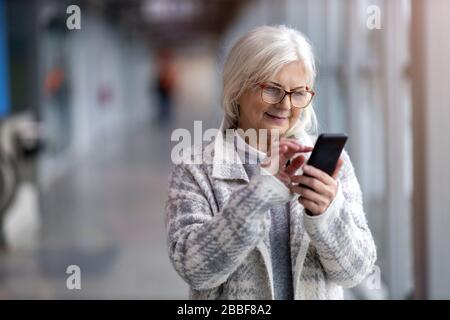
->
[[264, 112, 288, 120]]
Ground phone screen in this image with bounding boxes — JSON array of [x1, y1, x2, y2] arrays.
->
[[306, 134, 348, 176]]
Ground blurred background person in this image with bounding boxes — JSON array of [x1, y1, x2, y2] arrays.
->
[[153, 49, 176, 126]]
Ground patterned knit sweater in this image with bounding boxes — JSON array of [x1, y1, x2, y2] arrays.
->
[[235, 131, 294, 299], [165, 126, 377, 300]]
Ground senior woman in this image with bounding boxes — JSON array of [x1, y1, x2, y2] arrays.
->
[[165, 25, 376, 300]]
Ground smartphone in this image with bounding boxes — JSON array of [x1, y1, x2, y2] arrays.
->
[[300, 133, 348, 189], [300, 133, 347, 215]]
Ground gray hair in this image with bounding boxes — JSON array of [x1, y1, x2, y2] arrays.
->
[[221, 25, 318, 138]]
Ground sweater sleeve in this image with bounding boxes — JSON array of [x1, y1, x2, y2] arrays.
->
[[165, 162, 291, 290], [302, 150, 377, 288]]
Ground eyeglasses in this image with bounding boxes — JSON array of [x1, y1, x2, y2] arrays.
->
[[259, 83, 315, 109]]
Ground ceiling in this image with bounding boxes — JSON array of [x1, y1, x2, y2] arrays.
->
[[90, 0, 248, 48]]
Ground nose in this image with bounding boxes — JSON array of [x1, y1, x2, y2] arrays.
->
[[277, 94, 292, 110]]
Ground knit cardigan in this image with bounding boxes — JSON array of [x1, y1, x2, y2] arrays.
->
[[165, 124, 377, 300]]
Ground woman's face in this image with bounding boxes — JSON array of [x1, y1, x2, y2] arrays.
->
[[237, 60, 308, 136]]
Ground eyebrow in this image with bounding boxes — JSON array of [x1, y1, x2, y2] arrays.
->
[[269, 81, 306, 91]]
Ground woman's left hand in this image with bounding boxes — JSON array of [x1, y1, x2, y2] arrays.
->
[[289, 158, 344, 216]]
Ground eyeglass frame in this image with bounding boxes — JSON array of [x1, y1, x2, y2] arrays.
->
[[258, 83, 315, 109]]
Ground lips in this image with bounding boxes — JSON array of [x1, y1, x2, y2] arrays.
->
[[264, 112, 288, 120]]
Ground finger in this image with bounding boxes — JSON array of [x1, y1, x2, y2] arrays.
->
[[277, 143, 312, 166], [274, 143, 301, 168], [290, 185, 329, 206], [298, 197, 321, 215], [331, 157, 344, 179], [289, 175, 335, 200], [291, 175, 328, 194], [303, 164, 335, 186], [268, 140, 312, 174], [274, 139, 314, 153], [279, 143, 301, 161], [289, 175, 303, 183], [279, 141, 314, 154], [297, 145, 314, 153], [285, 155, 305, 176]]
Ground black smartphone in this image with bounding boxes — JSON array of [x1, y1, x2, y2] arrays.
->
[[300, 133, 347, 216], [300, 133, 348, 189]]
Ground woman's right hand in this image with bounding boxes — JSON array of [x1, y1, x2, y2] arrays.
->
[[260, 138, 313, 186]]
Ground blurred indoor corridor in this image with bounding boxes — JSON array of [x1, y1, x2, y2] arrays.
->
[[1, 117, 189, 299]]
